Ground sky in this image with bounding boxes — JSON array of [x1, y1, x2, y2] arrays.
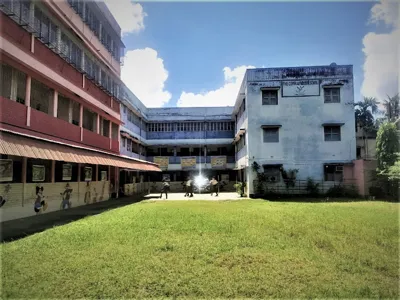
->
[[104, 0, 399, 108]]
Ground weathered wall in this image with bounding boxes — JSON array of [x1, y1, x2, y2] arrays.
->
[[245, 65, 356, 194], [146, 107, 234, 122], [0, 181, 110, 222]]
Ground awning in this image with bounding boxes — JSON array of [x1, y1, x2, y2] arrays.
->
[[322, 122, 345, 127], [0, 131, 161, 172], [261, 124, 282, 128]]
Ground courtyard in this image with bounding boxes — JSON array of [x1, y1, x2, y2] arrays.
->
[[1, 199, 399, 299]]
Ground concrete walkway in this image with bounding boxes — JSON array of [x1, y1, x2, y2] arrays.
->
[[145, 192, 242, 201], [1, 192, 243, 242]]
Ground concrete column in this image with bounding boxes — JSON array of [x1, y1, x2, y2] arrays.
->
[[68, 99, 73, 123], [79, 104, 83, 127], [108, 165, 111, 182], [109, 121, 112, 149], [95, 165, 99, 181], [25, 76, 31, 126], [99, 22, 102, 39], [52, 90, 58, 118], [51, 161, 55, 183], [77, 163, 81, 182], [173, 146, 177, 156], [22, 157, 27, 184]]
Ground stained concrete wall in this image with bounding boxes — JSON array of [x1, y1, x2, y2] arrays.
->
[[243, 65, 356, 195]]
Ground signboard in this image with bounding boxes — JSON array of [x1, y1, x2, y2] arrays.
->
[[211, 156, 227, 169], [32, 165, 45, 182], [0, 159, 13, 182], [62, 164, 72, 181], [154, 157, 169, 170], [282, 80, 320, 97], [181, 157, 196, 170]]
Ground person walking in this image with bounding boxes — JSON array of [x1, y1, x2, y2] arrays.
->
[[182, 180, 187, 196], [160, 179, 170, 199], [210, 177, 219, 196], [185, 177, 194, 198]]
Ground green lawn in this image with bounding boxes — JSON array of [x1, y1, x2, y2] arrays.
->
[[1, 200, 399, 298]]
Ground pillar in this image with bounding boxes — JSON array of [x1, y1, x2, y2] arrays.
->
[[51, 160, 55, 183], [96, 114, 100, 134], [77, 163, 81, 182], [95, 165, 99, 181], [22, 157, 27, 207], [109, 121, 112, 149], [52, 90, 58, 117], [79, 104, 83, 127], [25, 76, 31, 126]]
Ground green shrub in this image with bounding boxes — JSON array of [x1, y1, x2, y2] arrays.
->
[[306, 177, 320, 196], [233, 182, 246, 197], [326, 185, 360, 199]]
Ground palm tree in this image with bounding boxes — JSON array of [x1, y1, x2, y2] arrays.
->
[[381, 94, 400, 122], [354, 97, 379, 158]]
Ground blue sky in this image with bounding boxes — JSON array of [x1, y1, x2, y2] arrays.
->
[[105, 1, 399, 108]]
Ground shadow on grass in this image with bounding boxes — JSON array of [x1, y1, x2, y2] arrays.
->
[[0, 195, 147, 243], [256, 196, 399, 203]]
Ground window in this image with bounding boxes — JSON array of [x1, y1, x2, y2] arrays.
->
[[127, 139, 132, 152], [324, 87, 340, 103], [263, 166, 281, 182], [123, 105, 126, 113], [356, 147, 361, 158], [324, 126, 341, 141], [262, 90, 278, 105], [324, 164, 343, 181], [263, 128, 279, 143]]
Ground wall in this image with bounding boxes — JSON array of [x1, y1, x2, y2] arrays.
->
[[0, 181, 110, 222], [245, 66, 356, 194], [146, 107, 234, 122], [353, 159, 377, 196]]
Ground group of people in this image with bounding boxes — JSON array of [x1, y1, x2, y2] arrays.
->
[[159, 176, 220, 199]]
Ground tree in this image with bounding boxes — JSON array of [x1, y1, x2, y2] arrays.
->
[[386, 154, 400, 181], [381, 94, 400, 122], [354, 97, 379, 157], [376, 122, 399, 174]]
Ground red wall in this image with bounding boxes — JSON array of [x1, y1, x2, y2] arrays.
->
[[0, 13, 31, 53], [30, 109, 81, 142], [0, 97, 28, 128]]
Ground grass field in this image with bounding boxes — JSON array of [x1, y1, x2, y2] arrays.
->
[[1, 200, 399, 298]]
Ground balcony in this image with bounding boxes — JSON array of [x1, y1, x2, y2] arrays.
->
[[82, 128, 113, 152], [146, 156, 236, 165], [30, 109, 81, 142], [0, 97, 28, 128]]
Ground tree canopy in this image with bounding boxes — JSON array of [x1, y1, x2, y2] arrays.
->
[[376, 122, 399, 177]]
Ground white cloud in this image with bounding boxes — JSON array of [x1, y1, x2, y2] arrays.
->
[[103, 0, 146, 35], [361, 0, 399, 101], [122, 48, 171, 108], [177, 65, 255, 107]]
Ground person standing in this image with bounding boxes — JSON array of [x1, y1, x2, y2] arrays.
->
[[160, 179, 170, 199], [210, 177, 219, 196], [185, 177, 194, 198]]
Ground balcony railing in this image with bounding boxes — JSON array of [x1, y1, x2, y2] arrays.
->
[[146, 156, 236, 165]]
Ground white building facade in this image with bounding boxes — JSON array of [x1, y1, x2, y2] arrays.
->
[[232, 64, 356, 196]]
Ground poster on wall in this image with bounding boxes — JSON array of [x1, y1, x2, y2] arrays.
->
[[282, 80, 320, 97], [154, 157, 169, 170], [62, 164, 72, 181], [0, 159, 13, 182], [84, 167, 92, 182], [181, 157, 196, 170], [211, 156, 227, 169], [32, 165, 45, 182], [101, 171, 107, 181]]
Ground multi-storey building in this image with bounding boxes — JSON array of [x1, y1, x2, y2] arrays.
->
[[119, 63, 357, 196], [119, 84, 237, 193], [233, 64, 356, 196], [0, 0, 159, 221]]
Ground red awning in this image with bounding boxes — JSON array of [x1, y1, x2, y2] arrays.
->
[[0, 130, 160, 172]]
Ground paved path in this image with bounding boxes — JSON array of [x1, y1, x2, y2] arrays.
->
[[1, 193, 243, 242], [145, 192, 242, 201]]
